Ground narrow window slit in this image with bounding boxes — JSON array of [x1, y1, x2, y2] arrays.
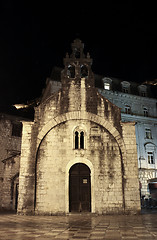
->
[[80, 131, 84, 149], [75, 131, 79, 149]]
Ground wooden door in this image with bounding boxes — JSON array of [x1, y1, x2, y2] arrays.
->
[[69, 163, 91, 212]]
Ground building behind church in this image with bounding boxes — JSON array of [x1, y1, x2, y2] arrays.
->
[[0, 39, 156, 214]]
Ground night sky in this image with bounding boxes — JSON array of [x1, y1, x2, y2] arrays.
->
[[0, 1, 157, 108]]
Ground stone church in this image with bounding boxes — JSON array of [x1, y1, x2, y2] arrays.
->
[[17, 39, 141, 215]]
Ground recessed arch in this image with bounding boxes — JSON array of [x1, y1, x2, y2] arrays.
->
[[36, 111, 126, 158], [67, 64, 75, 78], [81, 64, 88, 78], [34, 111, 127, 212]]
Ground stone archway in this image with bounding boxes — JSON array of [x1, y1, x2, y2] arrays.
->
[[36, 111, 126, 157], [34, 111, 127, 214]]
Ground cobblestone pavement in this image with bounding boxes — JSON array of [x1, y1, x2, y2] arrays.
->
[[0, 212, 157, 240]]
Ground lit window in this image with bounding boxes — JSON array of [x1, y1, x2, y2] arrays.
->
[[125, 105, 131, 114], [102, 77, 112, 90], [148, 152, 154, 164], [104, 82, 110, 90], [143, 107, 148, 117], [145, 129, 152, 139], [74, 130, 85, 149]]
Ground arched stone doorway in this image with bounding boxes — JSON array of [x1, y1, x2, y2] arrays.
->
[[69, 163, 91, 212]]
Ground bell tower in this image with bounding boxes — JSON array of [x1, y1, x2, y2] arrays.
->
[[61, 39, 95, 87]]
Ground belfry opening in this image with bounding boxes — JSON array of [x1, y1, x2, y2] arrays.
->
[[69, 163, 91, 212]]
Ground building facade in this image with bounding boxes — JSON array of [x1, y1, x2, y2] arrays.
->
[[2, 39, 155, 213], [0, 113, 22, 211], [99, 77, 157, 200], [17, 39, 140, 215]]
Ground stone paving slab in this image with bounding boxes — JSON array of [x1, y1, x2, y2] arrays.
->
[[0, 213, 157, 239]]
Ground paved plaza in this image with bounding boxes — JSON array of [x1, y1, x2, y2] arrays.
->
[[0, 211, 157, 240]]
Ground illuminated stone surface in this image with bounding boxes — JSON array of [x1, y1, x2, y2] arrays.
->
[[0, 212, 157, 239], [17, 39, 140, 215]]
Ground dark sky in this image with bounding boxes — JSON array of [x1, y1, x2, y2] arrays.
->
[[0, 1, 157, 106]]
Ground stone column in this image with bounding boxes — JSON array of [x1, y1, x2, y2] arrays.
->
[[17, 121, 37, 215], [121, 122, 141, 214]]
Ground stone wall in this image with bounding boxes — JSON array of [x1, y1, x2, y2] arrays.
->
[[18, 121, 35, 214], [1, 155, 20, 210], [0, 114, 22, 210], [121, 122, 141, 213], [18, 111, 141, 215], [35, 120, 124, 215]]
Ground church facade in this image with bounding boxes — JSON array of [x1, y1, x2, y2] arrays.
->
[[17, 39, 141, 215]]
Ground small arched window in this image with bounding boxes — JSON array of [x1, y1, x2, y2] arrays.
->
[[125, 105, 131, 114], [81, 65, 88, 78], [138, 85, 147, 97], [104, 82, 110, 90], [102, 77, 112, 90], [80, 131, 84, 149], [75, 131, 79, 149], [147, 152, 154, 164], [121, 81, 130, 93], [74, 129, 85, 149], [143, 107, 148, 117], [145, 128, 152, 139], [67, 65, 75, 78], [74, 49, 80, 58], [145, 143, 156, 165]]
